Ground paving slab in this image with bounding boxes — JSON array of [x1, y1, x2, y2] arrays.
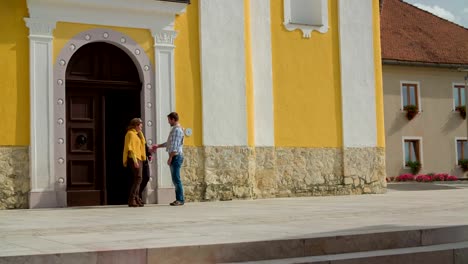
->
[[0, 185, 467, 258]]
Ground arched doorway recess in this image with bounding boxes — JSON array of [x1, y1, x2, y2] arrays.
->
[[54, 29, 155, 207], [66, 42, 141, 206]]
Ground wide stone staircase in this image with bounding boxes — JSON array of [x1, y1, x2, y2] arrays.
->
[[151, 226, 468, 264], [1, 226, 467, 264]]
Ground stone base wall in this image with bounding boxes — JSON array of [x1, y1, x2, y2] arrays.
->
[[0, 146, 386, 208], [0, 146, 29, 209], [182, 146, 386, 202], [181, 147, 206, 202]]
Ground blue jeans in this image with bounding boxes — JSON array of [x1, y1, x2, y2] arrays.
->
[[170, 155, 184, 202]]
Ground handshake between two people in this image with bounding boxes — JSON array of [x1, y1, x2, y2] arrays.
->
[[150, 144, 159, 152], [144, 145, 159, 164], [149, 144, 175, 165]]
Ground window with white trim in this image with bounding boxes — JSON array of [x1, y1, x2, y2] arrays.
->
[[288, 0, 324, 26], [401, 82, 419, 109], [456, 139, 468, 164], [453, 84, 465, 109], [404, 139, 421, 165]]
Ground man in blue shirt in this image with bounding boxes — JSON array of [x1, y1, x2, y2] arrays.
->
[[154, 112, 185, 206]]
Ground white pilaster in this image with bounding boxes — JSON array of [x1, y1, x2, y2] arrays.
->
[[338, 0, 377, 147], [199, 0, 247, 146], [251, 0, 274, 147], [152, 28, 177, 191], [25, 18, 61, 208]]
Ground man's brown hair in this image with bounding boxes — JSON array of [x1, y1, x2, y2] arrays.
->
[[167, 112, 179, 121]]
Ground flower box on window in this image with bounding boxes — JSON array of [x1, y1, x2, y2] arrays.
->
[[459, 159, 468, 171], [403, 104, 418, 120], [405, 160, 421, 175], [455, 106, 466, 120]]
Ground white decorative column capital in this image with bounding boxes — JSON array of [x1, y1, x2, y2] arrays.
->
[[24, 18, 56, 39], [152, 29, 178, 48]]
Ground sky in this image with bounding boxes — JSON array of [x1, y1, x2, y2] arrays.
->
[[403, 0, 468, 28]]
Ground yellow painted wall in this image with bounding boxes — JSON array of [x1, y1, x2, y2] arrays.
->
[[0, 1, 30, 146], [0, 0, 381, 150], [373, 0, 385, 148], [271, 0, 342, 147], [174, 1, 203, 147]]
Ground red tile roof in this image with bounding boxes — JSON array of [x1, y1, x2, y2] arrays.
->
[[380, 0, 468, 66]]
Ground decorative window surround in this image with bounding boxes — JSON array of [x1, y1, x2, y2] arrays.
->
[[283, 0, 329, 38], [25, 0, 188, 208]]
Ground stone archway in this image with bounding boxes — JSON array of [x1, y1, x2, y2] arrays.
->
[[53, 29, 155, 207]]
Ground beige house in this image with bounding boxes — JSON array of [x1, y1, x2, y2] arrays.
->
[[381, 0, 468, 178]]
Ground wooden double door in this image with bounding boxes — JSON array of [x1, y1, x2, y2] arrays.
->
[[66, 42, 142, 206]]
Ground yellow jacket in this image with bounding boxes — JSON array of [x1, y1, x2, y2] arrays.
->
[[123, 129, 146, 167]]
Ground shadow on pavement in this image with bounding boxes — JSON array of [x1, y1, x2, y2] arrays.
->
[[387, 183, 460, 191]]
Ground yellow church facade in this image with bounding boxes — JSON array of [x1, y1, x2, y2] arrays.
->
[[0, 0, 385, 209]]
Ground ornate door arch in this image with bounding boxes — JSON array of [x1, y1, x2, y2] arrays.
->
[[54, 29, 155, 206]]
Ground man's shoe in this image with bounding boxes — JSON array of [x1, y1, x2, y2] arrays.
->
[[169, 200, 184, 206]]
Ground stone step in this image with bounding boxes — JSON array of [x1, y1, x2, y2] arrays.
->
[[1, 226, 467, 263], [146, 225, 468, 263], [222, 241, 468, 264]]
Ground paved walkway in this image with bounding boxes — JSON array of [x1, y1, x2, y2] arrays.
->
[[0, 183, 468, 258]]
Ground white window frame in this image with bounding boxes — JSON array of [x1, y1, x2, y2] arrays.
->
[[455, 137, 468, 166], [452, 82, 466, 111], [400, 81, 421, 111], [402, 136, 423, 168], [283, 0, 329, 38]]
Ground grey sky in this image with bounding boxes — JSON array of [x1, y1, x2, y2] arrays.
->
[[403, 0, 468, 28]]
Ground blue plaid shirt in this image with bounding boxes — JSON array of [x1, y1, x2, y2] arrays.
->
[[161, 125, 184, 155]]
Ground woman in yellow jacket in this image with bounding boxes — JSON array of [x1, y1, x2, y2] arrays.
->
[[123, 118, 147, 207]]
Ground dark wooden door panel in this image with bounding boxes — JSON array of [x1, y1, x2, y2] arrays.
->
[[69, 128, 94, 153], [69, 96, 95, 121], [66, 42, 141, 207], [67, 190, 102, 207], [67, 42, 139, 83], [66, 89, 104, 206], [68, 160, 95, 186]]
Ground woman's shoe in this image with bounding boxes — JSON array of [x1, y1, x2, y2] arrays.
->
[[128, 198, 139, 207], [137, 198, 145, 207]]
